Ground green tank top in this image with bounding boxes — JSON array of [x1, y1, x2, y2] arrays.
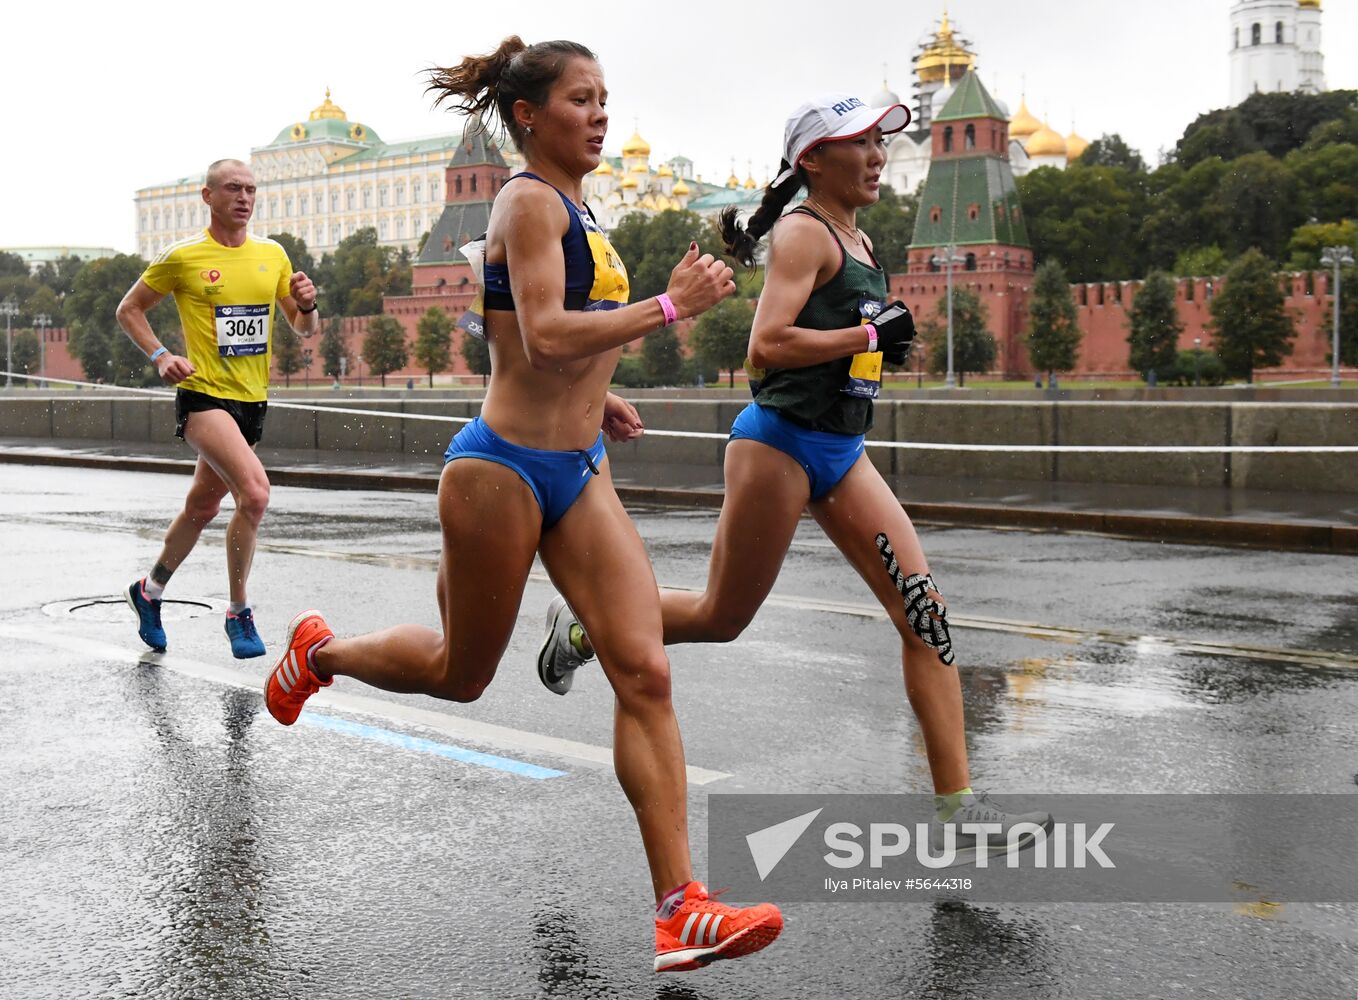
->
[[752, 207, 889, 436]]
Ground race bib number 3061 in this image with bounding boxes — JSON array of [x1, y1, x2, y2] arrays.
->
[[215, 304, 270, 357]]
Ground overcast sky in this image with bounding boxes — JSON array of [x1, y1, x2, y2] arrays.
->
[[3, 0, 1355, 252]]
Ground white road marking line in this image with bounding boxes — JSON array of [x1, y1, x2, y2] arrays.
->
[[0, 625, 732, 785]]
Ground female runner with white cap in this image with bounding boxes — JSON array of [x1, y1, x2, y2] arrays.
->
[[541, 91, 1051, 857]]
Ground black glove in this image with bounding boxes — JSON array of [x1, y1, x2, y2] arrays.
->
[[871, 301, 916, 355], [882, 343, 911, 367]]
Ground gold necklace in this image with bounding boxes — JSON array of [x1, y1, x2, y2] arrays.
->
[[805, 200, 863, 245]]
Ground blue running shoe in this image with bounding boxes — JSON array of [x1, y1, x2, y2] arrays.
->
[[225, 608, 266, 659], [125, 578, 166, 652]]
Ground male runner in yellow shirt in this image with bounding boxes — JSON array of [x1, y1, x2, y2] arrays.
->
[[117, 158, 319, 658]]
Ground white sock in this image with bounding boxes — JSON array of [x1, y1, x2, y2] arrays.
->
[[228, 601, 249, 616], [142, 576, 165, 600]]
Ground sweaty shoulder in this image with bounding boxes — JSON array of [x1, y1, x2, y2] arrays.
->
[[492, 178, 568, 237], [768, 211, 838, 271]]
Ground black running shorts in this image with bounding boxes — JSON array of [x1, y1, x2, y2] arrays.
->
[[175, 388, 268, 446]]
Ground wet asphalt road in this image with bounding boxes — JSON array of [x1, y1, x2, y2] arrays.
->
[[2, 463, 1357, 1000]]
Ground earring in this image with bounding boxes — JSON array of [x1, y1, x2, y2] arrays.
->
[[525, 125, 534, 135]]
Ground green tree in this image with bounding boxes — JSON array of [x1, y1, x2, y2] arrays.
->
[[1210, 249, 1295, 383], [459, 330, 491, 386], [317, 228, 411, 317], [1025, 259, 1081, 380], [319, 317, 349, 380], [689, 297, 754, 387], [1127, 270, 1183, 380], [1016, 164, 1148, 281], [1285, 142, 1358, 225], [923, 289, 995, 386], [362, 314, 409, 386], [266, 230, 317, 276], [1210, 152, 1301, 260], [0, 252, 27, 278], [1284, 220, 1358, 271], [64, 254, 180, 385], [607, 210, 711, 301], [1077, 133, 1147, 173], [1173, 245, 1231, 277], [641, 327, 684, 386], [11, 331, 40, 375], [1303, 109, 1358, 151], [34, 255, 85, 296], [857, 184, 918, 273], [274, 318, 304, 387], [417, 229, 432, 255], [414, 306, 454, 387], [1176, 90, 1358, 167]]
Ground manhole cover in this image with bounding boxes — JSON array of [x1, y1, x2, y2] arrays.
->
[[42, 596, 227, 622]]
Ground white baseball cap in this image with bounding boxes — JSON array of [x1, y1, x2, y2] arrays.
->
[[773, 93, 912, 186]]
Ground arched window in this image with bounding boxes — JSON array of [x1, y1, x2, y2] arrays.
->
[[964, 124, 976, 150], [455, 175, 463, 195], [929, 206, 942, 224], [470, 174, 477, 193], [943, 126, 953, 153], [1251, 22, 1261, 45], [965, 253, 977, 272], [1275, 21, 1284, 44]]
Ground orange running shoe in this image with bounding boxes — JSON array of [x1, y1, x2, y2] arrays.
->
[[653, 881, 783, 973], [264, 610, 334, 726]]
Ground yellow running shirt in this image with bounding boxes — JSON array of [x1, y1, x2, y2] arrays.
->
[[141, 229, 293, 402]]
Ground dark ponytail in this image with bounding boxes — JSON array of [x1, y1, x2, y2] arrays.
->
[[719, 159, 805, 268], [426, 36, 596, 151]]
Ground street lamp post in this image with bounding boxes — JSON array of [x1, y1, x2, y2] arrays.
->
[[34, 313, 51, 389], [1193, 336, 1202, 388], [1321, 245, 1355, 388], [303, 348, 313, 389], [0, 297, 18, 389], [930, 245, 966, 389]]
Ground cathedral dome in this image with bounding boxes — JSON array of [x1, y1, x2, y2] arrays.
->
[[594, 159, 614, 174], [1026, 122, 1067, 158], [1065, 130, 1090, 161], [672, 177, 690, 196], [872, 80, 902, 108], [1009, 97, 1041, 140], [621, 130, 651, 157], [621, 175, 639, 189], [657, 163, 674, 177]]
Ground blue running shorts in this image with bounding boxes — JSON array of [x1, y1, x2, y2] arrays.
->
[[444, 417, 605, 530], [729, 402, 865, 501]]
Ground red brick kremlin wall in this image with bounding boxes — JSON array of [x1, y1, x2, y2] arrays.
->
[[29, 269, 1340, 385]]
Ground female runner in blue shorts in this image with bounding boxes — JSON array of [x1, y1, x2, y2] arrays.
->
[[262, 36, 782, 973], [542, 93, 1050, 846]]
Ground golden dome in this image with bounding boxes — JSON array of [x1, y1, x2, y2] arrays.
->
[[594, 159, 614, 175], [743, 174, 758, 190], [657, 163, 674, 177], [1298, 0, 1320, 8], [621, 175, 639, 189], [631, 162, 649, 174], [309, 87, 346, 121], [621, 130, 651, 157], [640, 193, 658, 210], [1009, 97, 1041, 140], [914, 11, 977, 84], [672, 178, 690, 196], [1065, 130, 1090, 161], [726, 172, 740, 188], [1026, 122, 1067, 158]]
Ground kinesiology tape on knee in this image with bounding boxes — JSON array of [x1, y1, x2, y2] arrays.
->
[[875, 533, 955, 666]]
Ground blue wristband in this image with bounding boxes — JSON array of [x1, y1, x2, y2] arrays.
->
[[149, 347, 168, 362]]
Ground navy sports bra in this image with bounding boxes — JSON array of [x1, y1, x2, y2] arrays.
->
[[482, 172, 630, 312]]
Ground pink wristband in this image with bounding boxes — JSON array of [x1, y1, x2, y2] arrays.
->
[[864, 323, 879, 354], [655, 293, 678, 327]]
